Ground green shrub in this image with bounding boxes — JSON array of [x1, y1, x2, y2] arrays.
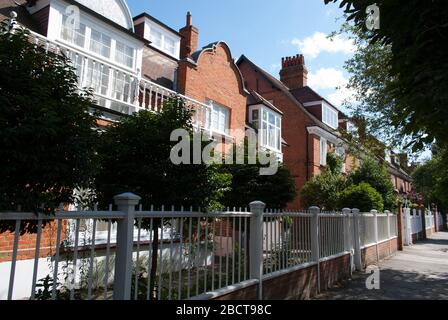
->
[[337, 183, 384, 212], [348, 157, 396, 210], [301, 169, 346, 211]]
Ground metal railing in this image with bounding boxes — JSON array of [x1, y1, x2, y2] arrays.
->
[[24, 30, 212, 131], [410, 209, 423, 235], [0, 196, 399, 301]]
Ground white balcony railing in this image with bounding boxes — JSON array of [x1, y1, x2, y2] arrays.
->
[[25, 30, 212, 132]]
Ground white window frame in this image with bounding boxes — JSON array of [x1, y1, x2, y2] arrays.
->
[[249, 105, 282, 152], [320, 137, 328, 166], [322, 102, 339, 129], [208, 100, 230, 135], [55, 7, 138, 71], [146, 23, 180, 58]]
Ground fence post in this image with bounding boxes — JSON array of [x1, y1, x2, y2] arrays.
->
[[249, 201, 266, 300], [371, 210, 379, 262], [385, 210, 391, 256], [342, 208, 351, 252], [113, 192, 141, 300], [352, 208, 362, 271], [342, 208, 353, 274], [309, 206, 320, 293]]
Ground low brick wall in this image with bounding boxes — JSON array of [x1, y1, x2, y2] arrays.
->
[[0, 221, 68, 263], [213, 253, 351, 300], [361, 237, 398, 268]]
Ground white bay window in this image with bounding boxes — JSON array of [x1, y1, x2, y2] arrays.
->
[[250, 106, 282, 152]]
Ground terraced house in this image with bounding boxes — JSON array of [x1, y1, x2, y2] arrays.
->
[[0, 0, 415, 300]]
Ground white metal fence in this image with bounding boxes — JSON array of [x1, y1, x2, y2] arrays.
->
[[358, 211, 397, 248], [0, 194, 399, 300], [425, 212, 435, 229], [410, 209, 423, 235]]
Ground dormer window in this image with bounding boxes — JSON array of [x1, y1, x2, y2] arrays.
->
[[150, 29, 162, 47], [164, 37, 176, 56], [322, 103, 338, 129]]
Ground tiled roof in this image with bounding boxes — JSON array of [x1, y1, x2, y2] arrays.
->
[[247, 90, 283, 115], [236, 54, 339, 135]]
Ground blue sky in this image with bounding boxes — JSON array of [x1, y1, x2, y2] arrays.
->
[[127, 0, 355, 112]]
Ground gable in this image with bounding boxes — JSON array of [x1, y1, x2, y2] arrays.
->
[[194, 42, 247, 96], [72, 0, 134, 30]]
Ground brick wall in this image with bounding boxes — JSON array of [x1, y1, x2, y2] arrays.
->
[[31, 5, 50, 36], [0, 221, 67, 263], [213, 254, 351, 300], [361, 238, 398, 268]]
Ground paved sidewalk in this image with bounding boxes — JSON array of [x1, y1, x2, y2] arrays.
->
[[315, 231, 448, 300]]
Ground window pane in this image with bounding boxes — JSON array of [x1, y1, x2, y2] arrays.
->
[[150, 29, 162, 47], [164, 36, 175, 54], [115, 41, 134, 68], [209, 101, 229, 133], [90, 29, 111, 58], [61, 15, 86, 47]]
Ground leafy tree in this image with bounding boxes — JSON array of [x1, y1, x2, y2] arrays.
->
[[347, 157, 396, 210], [0, 24, 98, 233], [338, 182, 384, 212], [325, 0, 448, 151], [412, 145, 448, 209], [219, 142, 296, 210], [301, 153, 346, 210], [94, 98, 231, 299]]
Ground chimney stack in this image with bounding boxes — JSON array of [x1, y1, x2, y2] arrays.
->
[[279, 54, 308, 90], [179, 11, 199, 59]]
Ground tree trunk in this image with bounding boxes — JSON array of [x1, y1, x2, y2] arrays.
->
[[149, 219, 160, 300]]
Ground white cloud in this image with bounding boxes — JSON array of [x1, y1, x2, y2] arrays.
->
[[291, 32, 355, 59], [328, 86, 356, 108], [308, 68, 347, 90], [307, 67, 356, 108]]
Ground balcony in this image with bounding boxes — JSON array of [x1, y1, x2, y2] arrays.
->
[[24, 29, 212, 132]]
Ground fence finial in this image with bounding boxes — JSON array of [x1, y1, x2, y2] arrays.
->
[[249, 201, 266, 214]]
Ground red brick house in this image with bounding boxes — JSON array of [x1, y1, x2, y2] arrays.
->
[[237, 54, 356, 209]]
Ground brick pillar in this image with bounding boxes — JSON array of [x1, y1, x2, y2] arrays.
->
[[397, 205, 404, 251]]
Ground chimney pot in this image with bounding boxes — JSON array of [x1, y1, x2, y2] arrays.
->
[[186, 11, 192, 26], [180, 12, 199, 59], [279, 53, 308, 89]]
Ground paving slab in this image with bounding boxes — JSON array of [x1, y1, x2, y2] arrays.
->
[[314, 231, 448, 300]]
